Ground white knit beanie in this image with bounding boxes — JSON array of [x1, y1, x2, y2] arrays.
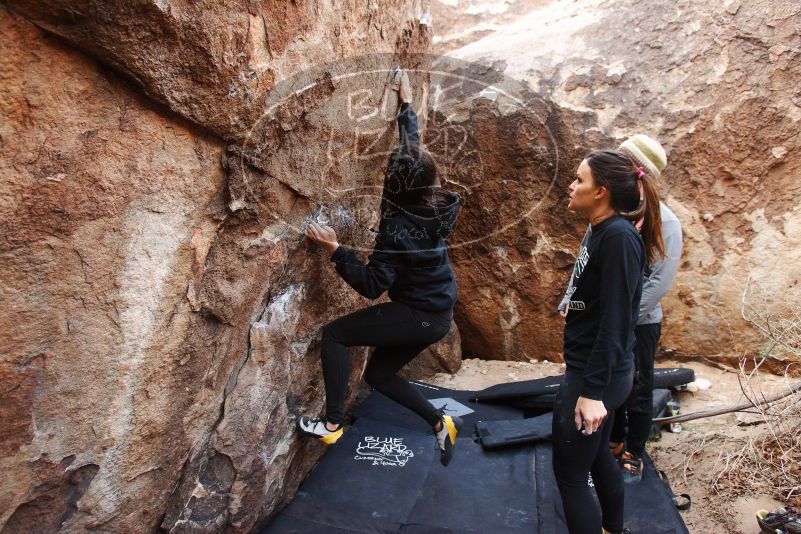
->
[[618, 134, 667, 178]]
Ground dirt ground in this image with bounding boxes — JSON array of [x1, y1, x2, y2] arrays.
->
[[428, 358, 794, 534]]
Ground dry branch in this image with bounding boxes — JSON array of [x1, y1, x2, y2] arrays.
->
[[654, 381, 801, 424]]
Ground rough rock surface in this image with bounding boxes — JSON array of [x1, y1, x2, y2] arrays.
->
[[433, 0, 801, 368], [0, 2, 435, 533], [3, 0, 800, 532], [0, 11, 224, 532], [430, 0, 551, 54], [2, 0, 429, 147], [420, 76, 595, 363]]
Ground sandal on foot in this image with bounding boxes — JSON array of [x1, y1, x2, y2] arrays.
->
[[620, 451, 643, 484], [609, 441, 625, 459], [757, 508, 801, 534]]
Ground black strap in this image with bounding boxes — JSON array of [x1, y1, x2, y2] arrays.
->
[[658, 469, 692, 511]]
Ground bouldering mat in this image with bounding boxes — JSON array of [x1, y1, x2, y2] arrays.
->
[[262, 415, 537, 533], [470, 369, 693, 415], [533, 444, 690, 534], [351, 380, 526, 433], [262, 384, 689, 534]]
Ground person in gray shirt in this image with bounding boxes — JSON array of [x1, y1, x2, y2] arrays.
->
[[558, 134, 683, 483]]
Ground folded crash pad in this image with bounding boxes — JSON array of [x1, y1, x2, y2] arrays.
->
[[470, 368, 693, 415], [476, 412, 553, 449], [652, 367, 695, 390], [476, 388, 674, 450]]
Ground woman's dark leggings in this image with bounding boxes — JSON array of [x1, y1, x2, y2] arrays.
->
[[321, 301, 452, 427], [611, 323, 662, 458], [552, 370, 633, 534]]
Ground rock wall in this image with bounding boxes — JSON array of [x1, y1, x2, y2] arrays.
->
[[432, 0, 801, 368], [0, 2, 434, 532], [2, 0, 799, 531], [425, 88, 591, 363]]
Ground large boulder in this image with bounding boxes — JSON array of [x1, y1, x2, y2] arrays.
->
[[431, 0, 801, 369], [0, 3, 436, 533], [2, 0, 431, 147]]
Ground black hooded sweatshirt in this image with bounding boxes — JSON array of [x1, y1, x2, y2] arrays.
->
[[329, 103, 460, 314]]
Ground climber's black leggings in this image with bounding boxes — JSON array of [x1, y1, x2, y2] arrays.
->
[[321, 301, 452, 426], [552, 370, 633, 534]]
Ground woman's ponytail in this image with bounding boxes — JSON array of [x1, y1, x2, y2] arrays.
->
[[621, 173, 664, 264], [585, 150, 665, 264]]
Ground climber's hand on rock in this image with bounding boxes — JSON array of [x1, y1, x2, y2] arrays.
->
[[398, 70, 412, 104], [305, 221, 339, 255]]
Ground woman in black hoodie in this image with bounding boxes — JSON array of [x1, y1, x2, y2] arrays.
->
[[298, 70, 463, 466]]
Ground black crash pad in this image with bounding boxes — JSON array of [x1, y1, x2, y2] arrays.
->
[[532, 444, 690, 534], [351, 380, 526, 432], [476, 388, 674, 450], [262, 383, 689, 534], [470, 369, 693, 415], [653, 367, 695, 390], [624, 454, 690, 533], [652, 388, 672, 417], [265, 431, 688, 533], [471, 374, 562, 403], [263, 416, 538, 533], [476, 413, 553, 450]]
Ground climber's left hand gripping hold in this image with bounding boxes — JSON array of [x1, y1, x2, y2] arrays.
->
[[305, 220, 339, 255]]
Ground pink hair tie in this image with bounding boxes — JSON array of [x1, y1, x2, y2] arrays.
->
[[636, 167, 646, 180]]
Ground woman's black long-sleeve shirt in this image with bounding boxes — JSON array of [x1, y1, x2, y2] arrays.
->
[[562, 215, 645, 400], [328, 102, 460, 314]]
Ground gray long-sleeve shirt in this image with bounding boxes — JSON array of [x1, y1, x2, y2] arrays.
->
[[558, 201, 683, 325]]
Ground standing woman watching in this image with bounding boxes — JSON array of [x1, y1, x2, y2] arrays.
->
[[558, 135, 682, 484], [610, 134, 683, 484], [297, 70, 464, 466], [554, 150, 664, 534]]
